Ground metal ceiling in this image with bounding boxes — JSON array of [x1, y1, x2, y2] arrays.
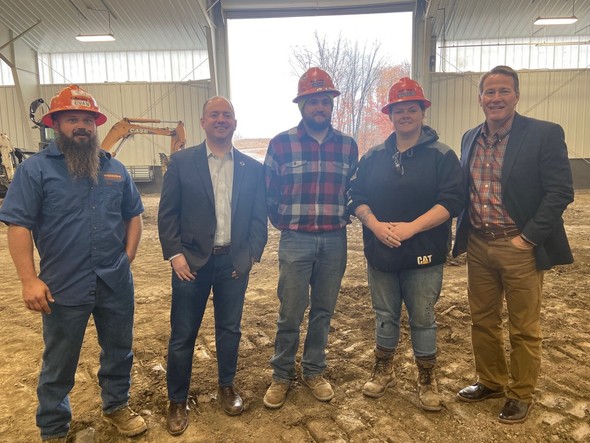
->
[[427, 0, 590, 41], [0, 0, 588, 55], [0, 0, 210, 53]]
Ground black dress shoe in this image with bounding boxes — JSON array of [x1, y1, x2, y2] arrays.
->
[[457, 382, 504, 402], [498, 398, 533, 424], [167, 401, 189, 436], [218, 385, 244, 416]]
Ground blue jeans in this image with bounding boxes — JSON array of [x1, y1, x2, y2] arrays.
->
[[271, 229, 347, 381], [37, 278, 134, 440], [167, 254, 248, 402], [367, 263, 443, 359]]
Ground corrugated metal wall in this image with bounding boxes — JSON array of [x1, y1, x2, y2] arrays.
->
[[0, 87, 28, 145], [428, 69, 590, 159], [1, 81, 211, 166]]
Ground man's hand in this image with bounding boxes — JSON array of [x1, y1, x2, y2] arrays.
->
[[511, 235, 534, 250], [171, 254, 197, 281], [22, 277, 54, 314]]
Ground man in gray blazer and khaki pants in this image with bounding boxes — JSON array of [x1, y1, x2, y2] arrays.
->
[[452, 66, 574, 424], [158, 96, 267, 435]]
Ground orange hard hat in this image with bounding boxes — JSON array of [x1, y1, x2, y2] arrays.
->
[[41, 84, 107, 127], [381, 77, 431, 114], [293, 67, 341, 103]]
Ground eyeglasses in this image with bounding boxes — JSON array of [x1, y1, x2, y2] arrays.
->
[[392, 151, 404, 175]]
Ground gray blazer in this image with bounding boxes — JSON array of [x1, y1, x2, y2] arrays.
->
[[158, 142, 268, 276], [452, 113, 574, 270]]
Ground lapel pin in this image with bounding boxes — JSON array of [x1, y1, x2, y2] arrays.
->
[[240, 161, 245, 167]]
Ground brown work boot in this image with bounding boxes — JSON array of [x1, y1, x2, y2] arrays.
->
[[263, 380, 291, 409], [103, 406, 147, 436], [362, 349, 396, 398], [167, 401, 189, 436], [416, 360, 442, 411], [302, 375, 334, 402]]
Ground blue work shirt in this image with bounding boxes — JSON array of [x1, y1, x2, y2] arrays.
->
[[0, 141, 144, 305]]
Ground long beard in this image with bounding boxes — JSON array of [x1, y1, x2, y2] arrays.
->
[[57, 132, 101, 183]]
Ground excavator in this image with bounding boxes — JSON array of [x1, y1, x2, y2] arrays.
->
[[29, 98, 186, 175], [100, 117, 186, 174]]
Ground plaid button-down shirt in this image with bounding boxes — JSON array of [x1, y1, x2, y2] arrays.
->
[[264, 121, 358, 232], [469, 115, 518, 230]]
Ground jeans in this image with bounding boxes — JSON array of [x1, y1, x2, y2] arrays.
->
[[167, 253, 248, 402], [271, 229, 347, 381], [467, 232, 543, 401], [367, 263, 443, 359], [37, 278, 134, 440]]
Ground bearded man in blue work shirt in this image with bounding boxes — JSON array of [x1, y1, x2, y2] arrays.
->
[[0, 85, 146, 442]]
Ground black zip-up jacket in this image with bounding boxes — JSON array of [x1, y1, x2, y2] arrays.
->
[[347, 126, 464, 272]]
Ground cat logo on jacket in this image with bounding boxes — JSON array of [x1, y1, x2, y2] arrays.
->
[[417, 255, 433, 265]]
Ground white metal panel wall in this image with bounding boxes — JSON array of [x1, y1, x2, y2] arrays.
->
[[0, 86, 30, 147], [1, 81, 210, 165], [428, 69, 590, 159]]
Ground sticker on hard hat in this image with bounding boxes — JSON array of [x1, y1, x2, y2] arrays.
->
[[311, 80, 326, 88], [398, 90, 417, 98], [72, 98, 92, 108]]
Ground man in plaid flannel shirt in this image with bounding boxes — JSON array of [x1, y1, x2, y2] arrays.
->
[[263, 68, 358, 409]]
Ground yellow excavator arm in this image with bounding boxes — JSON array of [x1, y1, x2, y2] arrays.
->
[[101, 117, 186, 159]]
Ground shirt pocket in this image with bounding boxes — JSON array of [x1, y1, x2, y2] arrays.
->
[[43, 182, 82, 215], [329, 161, 349, 174], [282, 160, 308, 184], [104, 181, 124, 212]]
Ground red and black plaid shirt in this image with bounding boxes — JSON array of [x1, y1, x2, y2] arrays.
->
[[264, 121, 358, 232], [469, 115, 518, 230]]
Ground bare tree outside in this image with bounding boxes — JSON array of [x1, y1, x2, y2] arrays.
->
[[291, 32, 410, 154]]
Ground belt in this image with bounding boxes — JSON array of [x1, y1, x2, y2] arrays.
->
[[212, 245, 231, 255], [472, 227, 520, 240]]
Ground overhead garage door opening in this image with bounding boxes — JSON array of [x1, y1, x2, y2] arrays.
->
[[227, 12, 412, 154]]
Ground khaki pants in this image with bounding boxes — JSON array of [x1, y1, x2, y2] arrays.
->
[[466, 232, 544, 401]]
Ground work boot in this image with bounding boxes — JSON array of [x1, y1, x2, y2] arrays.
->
[[302, 375, 334, 402], [263, 380, 291, 409], [416, 359, 442, 411], [362, 348, 396, 398], [103, 406, 147, 436]]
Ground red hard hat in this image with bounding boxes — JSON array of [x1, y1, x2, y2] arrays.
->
[[293, 67, 341, 103], [41, 84, 107, 127], [381, 77, 431, 114]]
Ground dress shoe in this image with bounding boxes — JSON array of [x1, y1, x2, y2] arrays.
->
[[498, 398, 533, 424], [457, 382, 504, 402], [218, 385, 243, 416], [167, 401, 189, 436]]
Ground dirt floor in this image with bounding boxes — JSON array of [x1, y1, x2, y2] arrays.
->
[[0, 191, 589, 443]]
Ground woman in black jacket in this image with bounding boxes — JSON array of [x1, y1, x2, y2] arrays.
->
[[347, 77, 464, 411]]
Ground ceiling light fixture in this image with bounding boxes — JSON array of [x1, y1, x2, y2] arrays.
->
[[75, 8, 116, 42], [76, 33, 115, 42], [534, 0, 578, 26], [534, 16, 578, 25]]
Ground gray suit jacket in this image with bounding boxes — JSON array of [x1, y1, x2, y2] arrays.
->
[[452, 113, 574, 270], [158, 142, 267, 276]]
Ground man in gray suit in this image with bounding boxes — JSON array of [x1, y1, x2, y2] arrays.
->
[[158, 96, 267, 435], [453, 66, 574, 424]]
